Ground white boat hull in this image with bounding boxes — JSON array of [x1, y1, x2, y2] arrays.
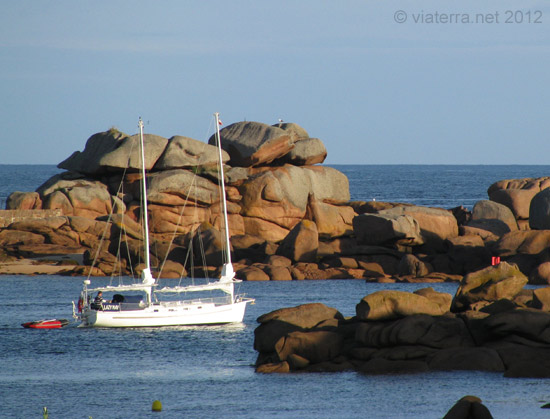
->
[[81, 300, 251, 328]]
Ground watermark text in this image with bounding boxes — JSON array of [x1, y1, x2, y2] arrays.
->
[[394, 10, 543, 24]]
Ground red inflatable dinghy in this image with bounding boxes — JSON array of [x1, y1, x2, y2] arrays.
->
[[22, 319, 69, 329]]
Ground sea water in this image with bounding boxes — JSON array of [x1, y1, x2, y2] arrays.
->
[[331, 164, 550, 209], [2, 278, 550, 418], [2, 164, 550, 418]]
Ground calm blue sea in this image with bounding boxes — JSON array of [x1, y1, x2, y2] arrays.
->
[[2, 164, 550, 418]]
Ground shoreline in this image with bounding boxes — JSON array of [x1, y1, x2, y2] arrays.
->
[[0, 253, 84, 276], [0, 259, 74, 275]]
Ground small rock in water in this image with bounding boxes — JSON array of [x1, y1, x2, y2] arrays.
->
[[443, 395, 493, 419]]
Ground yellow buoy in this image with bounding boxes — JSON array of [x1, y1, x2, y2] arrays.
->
[[152, 400, 162, 412]]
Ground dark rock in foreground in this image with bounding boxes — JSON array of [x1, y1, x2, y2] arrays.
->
[[254, 263, 550, 378], [443, 396, 493, 419]]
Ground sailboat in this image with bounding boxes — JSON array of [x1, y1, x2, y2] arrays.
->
[[73, 113, 254, 327]]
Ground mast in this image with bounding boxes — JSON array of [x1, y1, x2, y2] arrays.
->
[[214, 112, 235, 283], [139, 118, 154, 286]]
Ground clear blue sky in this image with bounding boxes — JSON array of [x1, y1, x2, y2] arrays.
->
[[1, 1, 548, 165]]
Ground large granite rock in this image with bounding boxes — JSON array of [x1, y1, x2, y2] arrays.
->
[[2, 119, 364, 280], [241, 217, 290, 243], [276, 220, 318, 263], [378, 206, 458, 251], [146, 169, 220, 206], [445, 235, 492, 274], [494, 341, 550, 378], [451, 262, 528, 312], [8, 216, 68, 234], [57, 129, 127, 175], [352, 213, 421, 247], [254, 303, 343, 355], [397, 254, 430, 277], [0, 215, 113, 252], [414, 287, 452, 311], [238, 165, 349, 238], [5, 192, 42, 210], [209, 121, 294, 167], [305, 194, 355, 239], [274, 330, 344, 364], [479, 310, 550, 344], [189, 225, 227, 267], [148, 203, 210, 235], [529, 188, 550, 230], [356, 290, 449, 321], [493, 230, 550, 257], [275, 138, 327, 166], [37, 174, 105, 197], [254, 284, 550, 376], [102, 133, 168, 172], [236, 265, 271, 281], [37, 177, 113, 218], [355, 314, 474, 349], [272, 122, 309, 140], [58, 129, 168, 175], [488, 177, 550, 195], [464, 219, 511, 238], [0, 229, 46, 246], [489, 188, 538, 221], [154, 136, 229, 170], [530, 262, 550, 285], [471, 200, 518, 232], [257, 302, 343, 328], [487, 176, 550, 226]]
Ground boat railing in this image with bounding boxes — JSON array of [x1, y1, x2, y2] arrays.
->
[[154, 295, 234, 307], [235, 293, 254, 303]]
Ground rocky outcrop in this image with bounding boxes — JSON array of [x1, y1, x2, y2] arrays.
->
[[58, 130, 169, 174], [530, 262, 550, 285], [530, 188, 550, 230], [378, 205, 458, 252], [356, 289, 450, 320], [276, 220, 319, 263], [3, 120, 359, 278], [494, 230, 550, 257], [451, 262, 528, 312], [238, 165, 350, 241], [489, 189, 538, 221], [2, 119, 549, 285], [305, 194, 354, 239], [397, 254, 430, 277], [210, 121, 328, 168], [352, 213, 421, 247], [488, 176, 550, 230], [0, 209, 61, 228], [208, 121, 294, 167], [5, 192, 42, 210], [470, 200, 518, 233], [155, 136, 229, 170], [274, 138, 327, 166], [254, 263, 550, 377]]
